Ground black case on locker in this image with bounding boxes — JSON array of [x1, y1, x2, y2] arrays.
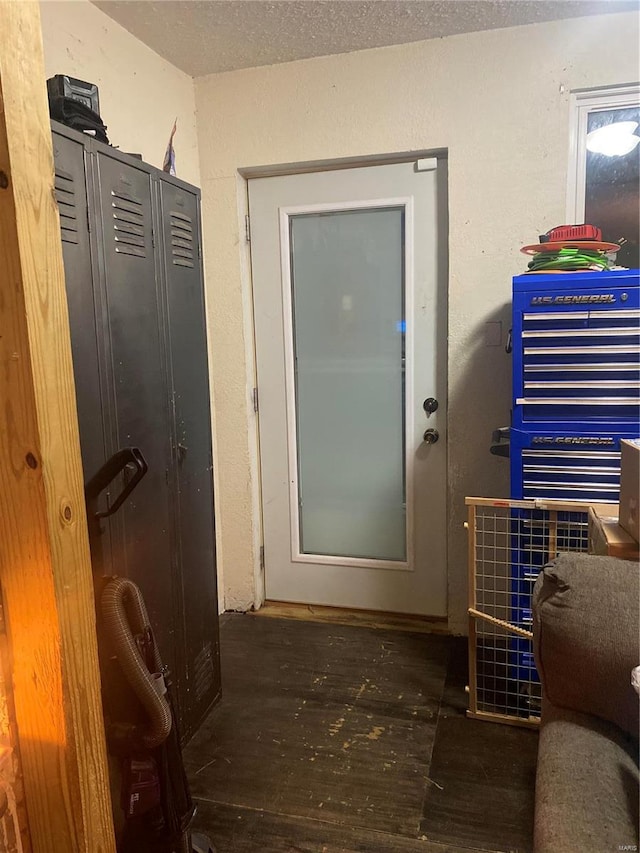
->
[[51, 120, 220, 742]]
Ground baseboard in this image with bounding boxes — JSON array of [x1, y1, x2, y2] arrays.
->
[[249, 600, 450, 634]]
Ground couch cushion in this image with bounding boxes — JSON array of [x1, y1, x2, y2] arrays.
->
[[533, 553, 640, 738], [534, 702, 639, 853]]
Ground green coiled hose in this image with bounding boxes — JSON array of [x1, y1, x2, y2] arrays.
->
[[527, 247, 610, 272]]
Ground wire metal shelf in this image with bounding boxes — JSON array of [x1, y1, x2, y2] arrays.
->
[[465, 497, 600, 728]]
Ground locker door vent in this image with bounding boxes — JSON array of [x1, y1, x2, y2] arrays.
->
[[111, 190, 147, 258], [170, 211, 195, 268], [193, 642, 214, 702], [55, 169, 80, 245]]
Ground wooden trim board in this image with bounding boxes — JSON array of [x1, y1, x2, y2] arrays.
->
[[466, 505, 478, 715], [465, 496, 614, 516], [0, 4, 115, 851], [466, 710, 540, 730], [252, 601, 450, 634]]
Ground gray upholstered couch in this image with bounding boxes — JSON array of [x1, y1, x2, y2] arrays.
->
[[532, 553, 639, 853]]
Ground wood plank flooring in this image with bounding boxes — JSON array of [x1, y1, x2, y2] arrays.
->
[[184, 615, 537, 853]]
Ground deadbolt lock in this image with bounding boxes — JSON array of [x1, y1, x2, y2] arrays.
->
[[423, 428, 439, 445]]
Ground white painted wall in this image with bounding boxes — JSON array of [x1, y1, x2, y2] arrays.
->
[[40, 0, 200, 186], [194, 11, 640, 630]]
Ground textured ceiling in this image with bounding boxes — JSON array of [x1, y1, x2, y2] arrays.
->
[[92, 0, 639, 77]]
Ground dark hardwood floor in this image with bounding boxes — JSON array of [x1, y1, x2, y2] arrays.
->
[[184, 614, 538, 853]]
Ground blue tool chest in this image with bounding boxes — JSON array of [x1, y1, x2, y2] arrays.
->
[[511, 269, 640, 500], [511, 270, 640, 435], [509, 270, 640, 690]]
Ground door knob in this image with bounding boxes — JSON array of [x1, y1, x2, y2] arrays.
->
[[423, 428, 439, 445], [423, 397, 439, 415]]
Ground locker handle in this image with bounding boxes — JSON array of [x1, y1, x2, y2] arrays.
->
[[85, 447, 148, 519]]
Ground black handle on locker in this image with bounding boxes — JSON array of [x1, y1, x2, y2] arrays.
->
[[423, 397, 439, 415], [85, 447, 148, 519]]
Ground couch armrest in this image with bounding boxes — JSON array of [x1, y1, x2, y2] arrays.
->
[[533, 552, 639, 739]]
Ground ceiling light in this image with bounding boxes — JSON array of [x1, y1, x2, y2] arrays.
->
[[586, 121, 640, 157]]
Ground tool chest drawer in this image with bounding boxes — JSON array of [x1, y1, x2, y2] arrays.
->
[[512, 271, 640, 430], [509, 429, 639, 504]]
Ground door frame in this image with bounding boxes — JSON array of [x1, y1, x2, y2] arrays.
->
[[237, 149, 449, 612]]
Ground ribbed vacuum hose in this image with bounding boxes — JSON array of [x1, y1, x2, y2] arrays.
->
[[101, 576, 172, 749]]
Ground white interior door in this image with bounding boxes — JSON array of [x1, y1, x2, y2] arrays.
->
[[249, 161, 447, 616]]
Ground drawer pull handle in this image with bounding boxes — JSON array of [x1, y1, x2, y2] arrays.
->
[[522, 451, 620, 460], [523, 309, 640, 322], [516, 397, 639, 406], [524, 381, 639, 390], [524, 345, 640, 355], [523, 327, 640, 338], [523, 464, 619, 474], [525, 362, 639, 372]]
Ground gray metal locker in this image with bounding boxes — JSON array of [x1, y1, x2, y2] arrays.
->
[[156, 178, 220, 734], [52, 129, 118, 593], [52, 121, 220, 742], [92, 150, 179, 691]]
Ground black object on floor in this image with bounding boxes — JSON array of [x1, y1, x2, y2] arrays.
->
[[184, 616, 537, 853], [192, 831, 217, 853], [420, 638, 538, 852]]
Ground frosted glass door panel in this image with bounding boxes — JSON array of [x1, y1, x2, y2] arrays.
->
[[290, 207, 406, 561]]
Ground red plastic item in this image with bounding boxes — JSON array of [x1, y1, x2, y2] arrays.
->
[[521, 240, 619, 255], [541, 224, 602, 243]]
